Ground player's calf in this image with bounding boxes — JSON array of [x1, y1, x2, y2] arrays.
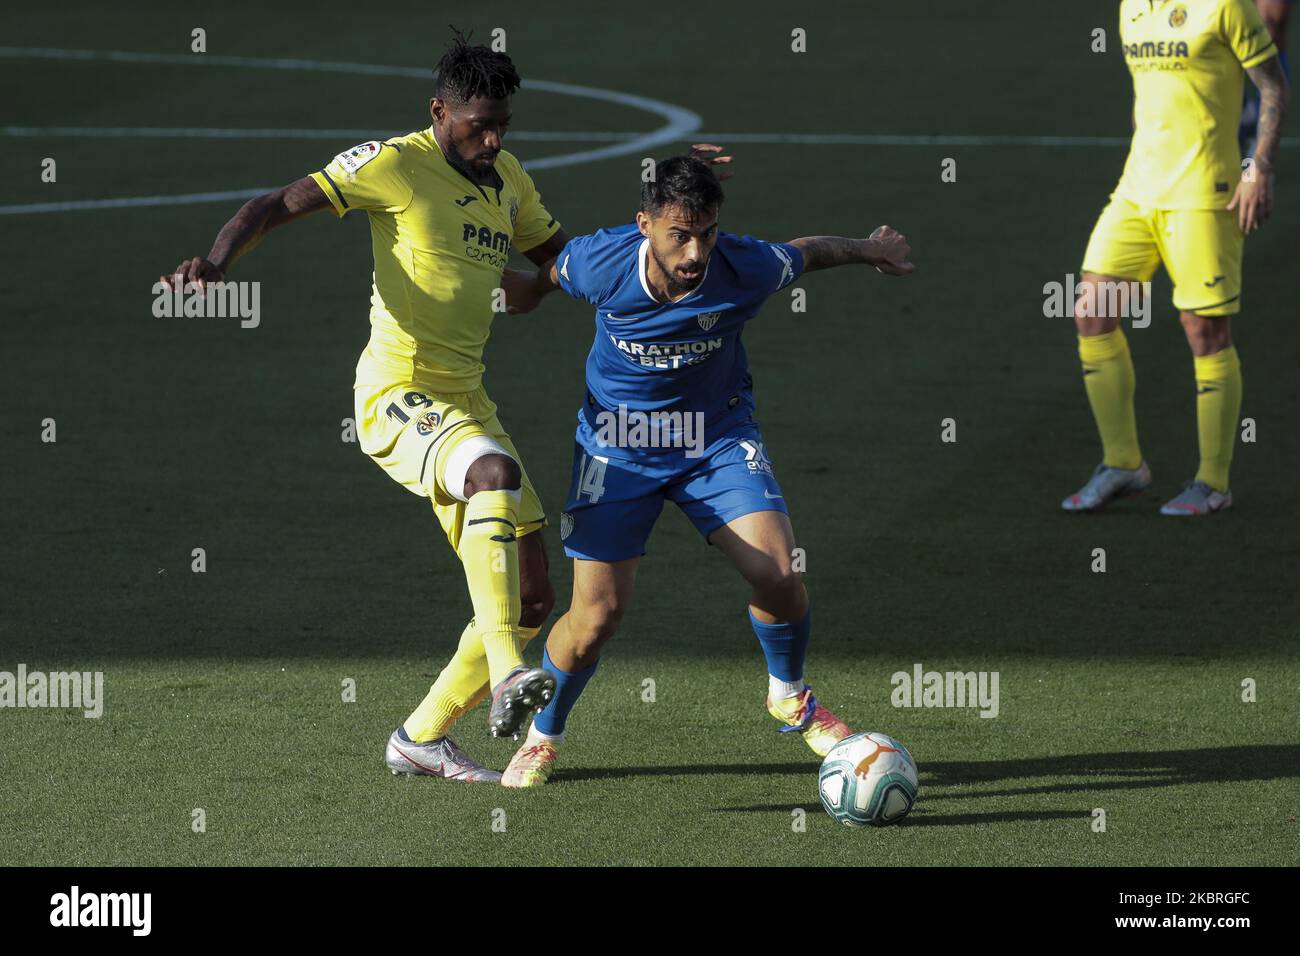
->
[[518, 531, 556, 629]]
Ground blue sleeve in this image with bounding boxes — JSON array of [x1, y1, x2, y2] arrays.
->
[[556, 231, 628, 307], [731, 234, 804, 298], [555, 233, 597, 304]]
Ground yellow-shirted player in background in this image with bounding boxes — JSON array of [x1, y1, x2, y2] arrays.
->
[[1064, 0, 1289, 515], [159, 35, 734, 782]]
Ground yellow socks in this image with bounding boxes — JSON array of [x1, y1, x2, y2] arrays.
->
[[1078, 329, 1142, 470], [1193, 346, 1241, 493], [403, 620, 485, 742], [404, 622, 541, 743], [400, 485, 539, 744], [460, 489, 524, 688]]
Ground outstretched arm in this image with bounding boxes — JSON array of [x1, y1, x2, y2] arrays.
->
[[790, 225, 914, 276], [159, 176, 332, 288]]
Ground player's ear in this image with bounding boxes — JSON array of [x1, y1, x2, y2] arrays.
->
[[429, 98, 444, 124], [635, 210, 650, 236]]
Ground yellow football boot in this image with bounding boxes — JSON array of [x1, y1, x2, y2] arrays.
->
[[501, 739, 560, 789], [767, 687, 852, 757]]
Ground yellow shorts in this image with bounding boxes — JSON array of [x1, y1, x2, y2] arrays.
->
[[354, 380, 546, 555], [1081, 198, 1243, 316]]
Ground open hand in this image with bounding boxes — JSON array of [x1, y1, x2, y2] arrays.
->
[[688, 143, 735, 181]]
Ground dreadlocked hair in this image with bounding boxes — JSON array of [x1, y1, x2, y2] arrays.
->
[[433, 27, 521, 103]]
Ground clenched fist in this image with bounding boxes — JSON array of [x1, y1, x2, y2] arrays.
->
[[866, 226, 914, 276]]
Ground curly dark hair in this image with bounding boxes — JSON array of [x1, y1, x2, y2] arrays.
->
[[433, 27, 521, 104], [640, 154, 725, 218]]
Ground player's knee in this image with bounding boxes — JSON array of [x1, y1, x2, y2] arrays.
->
[[1075, 273, 1133, 334], [462, 453, 522, 497], [752, 565, 807, 616], [751, 560, 802, 597], [1180, 313, 1231, 355], [442, 437, 522, 501], [571, 602, 625, 655]]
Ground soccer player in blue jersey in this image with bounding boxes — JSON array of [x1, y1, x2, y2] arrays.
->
[[496, 155, 914, 786]]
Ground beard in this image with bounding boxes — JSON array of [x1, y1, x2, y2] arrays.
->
[[445, 132, 497, 179], [650, 244, 706, 296]]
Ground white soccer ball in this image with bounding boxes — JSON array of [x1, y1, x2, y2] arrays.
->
[[818, 731, 919, 827]]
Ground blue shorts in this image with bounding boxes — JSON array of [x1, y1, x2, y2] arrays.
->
[[559, 423, 789, 561]]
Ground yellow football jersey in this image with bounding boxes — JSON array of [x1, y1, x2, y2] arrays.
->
[[1113, 0, 1278, 211], [310, 129, 560, 392]]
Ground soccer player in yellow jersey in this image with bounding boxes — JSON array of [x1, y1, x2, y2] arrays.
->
[[159, 36, 733, 782], [1064, 0, 1289, 515]]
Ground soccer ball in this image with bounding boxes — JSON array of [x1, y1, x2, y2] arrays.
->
[[818, 732, 919, 827]]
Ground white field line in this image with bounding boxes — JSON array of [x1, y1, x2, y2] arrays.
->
[[3, 47, 1291, 215], [0, 46, 701, 173], [16, 127, 1298, 149]]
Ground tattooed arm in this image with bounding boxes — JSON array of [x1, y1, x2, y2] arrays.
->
[[1231, 55, 1290, 233], [790, 225, 915, 275]]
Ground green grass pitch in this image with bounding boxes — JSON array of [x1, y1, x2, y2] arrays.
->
[[1, 1, 1297, 866]]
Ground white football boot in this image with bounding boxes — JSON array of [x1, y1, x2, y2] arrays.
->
[[384, 729, 501, 782], [1061, 461, 1152, 512], [1160, 480, 1232, 516]]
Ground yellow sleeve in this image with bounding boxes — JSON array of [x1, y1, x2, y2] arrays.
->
[[1220, 0, 1278, 69], [509, 162, 561, 253], [308, 141, 413, 217]]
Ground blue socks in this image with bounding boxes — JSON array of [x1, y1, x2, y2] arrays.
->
[[532, 645, 599, 737], [748, 608, 811, 683], [530, 610, 810, 737]]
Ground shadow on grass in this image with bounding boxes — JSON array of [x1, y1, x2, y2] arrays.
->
[[557, 762, 814, 783], [922, 744, 1300, 793], [562, 744, 1300, 826], [562, 744, 1299, 786], [711, 805, 1085, 826]]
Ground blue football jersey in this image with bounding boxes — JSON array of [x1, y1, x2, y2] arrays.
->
[[556, 223, 803, 459]]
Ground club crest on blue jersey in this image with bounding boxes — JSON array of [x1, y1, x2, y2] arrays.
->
[[697, 311, 721, 331]]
